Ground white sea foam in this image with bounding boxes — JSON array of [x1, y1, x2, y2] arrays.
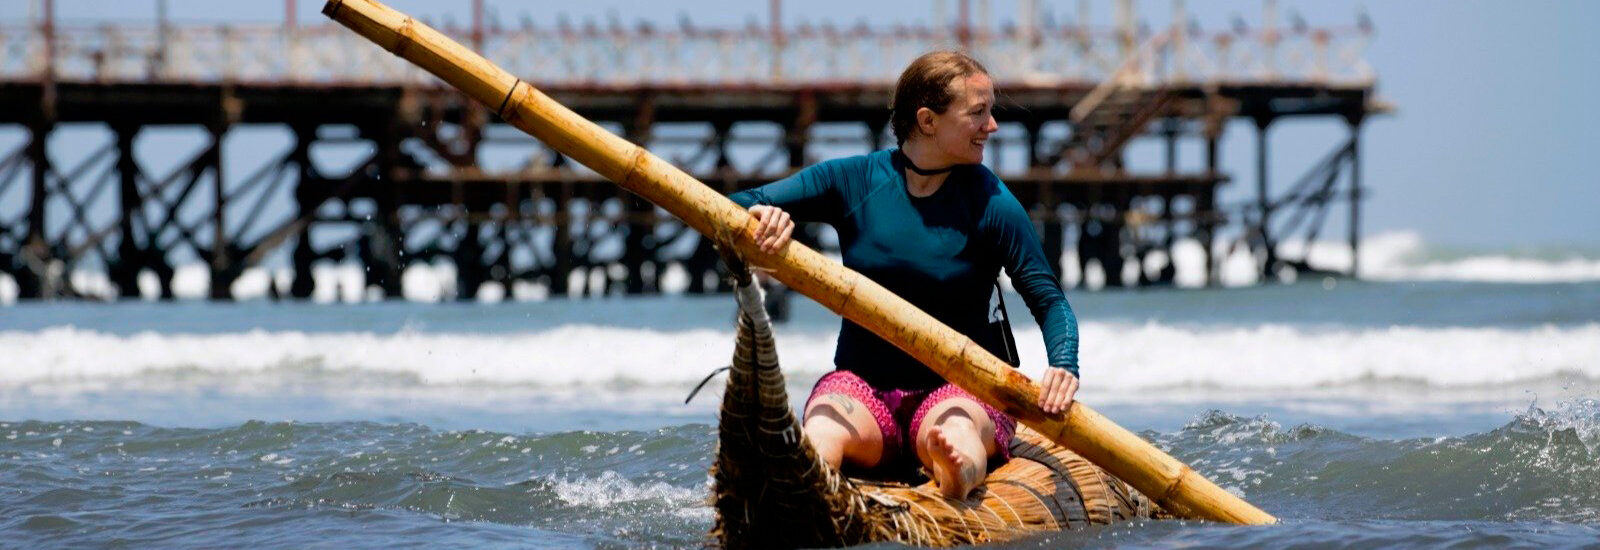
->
[[0, 274, 15, 304], [546, 470, 701, 510], [3, 322, 1596, 391], [1356, 232, 1600, 283], [1064, 322, 1600, 390], [1005, 231, 1600, 289], [1171, 231, 1600, 287], [0, 325, 838, 387]]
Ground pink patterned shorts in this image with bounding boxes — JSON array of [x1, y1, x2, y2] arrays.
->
[[804, 370, 1015, 474]]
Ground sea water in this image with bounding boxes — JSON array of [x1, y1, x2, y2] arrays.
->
[[3, 234, 1600, 548]]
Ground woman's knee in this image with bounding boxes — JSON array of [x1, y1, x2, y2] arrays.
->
[[915, 398, 997, 451], [922, 397, 994, 431], [804, 394, 884, 465]]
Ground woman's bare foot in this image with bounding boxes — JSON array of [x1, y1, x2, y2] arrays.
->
[[924, 426, 983, 499]]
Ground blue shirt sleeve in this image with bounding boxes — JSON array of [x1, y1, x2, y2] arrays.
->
[[981, 177, 1081, 376], [728, 157, 858, 224]]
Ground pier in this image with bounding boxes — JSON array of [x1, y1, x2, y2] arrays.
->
[[0, 0, 1384, 300]]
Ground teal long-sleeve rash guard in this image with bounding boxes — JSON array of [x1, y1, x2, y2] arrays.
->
[[730, 149, 1080, 390]]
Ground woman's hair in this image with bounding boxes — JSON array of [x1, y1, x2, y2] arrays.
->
[[889, 50, 990, 145]]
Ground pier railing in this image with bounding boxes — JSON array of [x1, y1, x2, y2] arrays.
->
[[0, 17, 1372, 87]]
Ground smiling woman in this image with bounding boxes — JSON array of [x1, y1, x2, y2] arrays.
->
[[731, 50, 1083, 500], [888, 52, 998, 176]]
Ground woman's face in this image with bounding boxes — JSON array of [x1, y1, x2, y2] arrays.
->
[[922, 72, 999, 165]]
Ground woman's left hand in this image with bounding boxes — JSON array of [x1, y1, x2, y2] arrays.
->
[[1037, 367, 1079, 415]]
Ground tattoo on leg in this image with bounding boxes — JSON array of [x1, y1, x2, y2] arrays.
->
[[829, 394, 856, 415]]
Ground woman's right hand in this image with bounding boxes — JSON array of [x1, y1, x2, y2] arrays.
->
[[749, 205, 795, 254]]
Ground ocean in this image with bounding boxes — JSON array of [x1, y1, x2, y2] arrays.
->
[[3, 232, 1600, 548]]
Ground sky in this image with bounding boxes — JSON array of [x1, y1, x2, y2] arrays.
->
[[2, 0, 1597, 250]]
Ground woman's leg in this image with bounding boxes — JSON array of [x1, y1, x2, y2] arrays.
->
[[802, 372, 890, 470], [803, 394, 884, 469], [913, 397, 994, 498]]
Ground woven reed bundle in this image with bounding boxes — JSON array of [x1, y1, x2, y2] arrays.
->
[[711, 259, 895, 548], [848, 425, 1169, 546], [711, 263, 1163, 548]]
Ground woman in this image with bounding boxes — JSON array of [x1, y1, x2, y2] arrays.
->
[[730, 51, 1080, 499]]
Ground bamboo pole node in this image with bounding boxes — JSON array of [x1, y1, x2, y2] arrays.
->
[[391, 17, 416, 58], [1158, 467, 1193, 507], [622, 146, 652, 192], [497, 80, 522, 119], [499, 83, 531, 125]]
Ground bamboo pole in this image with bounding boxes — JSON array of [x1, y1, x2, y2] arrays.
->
[[322, 0, 1276, 525]]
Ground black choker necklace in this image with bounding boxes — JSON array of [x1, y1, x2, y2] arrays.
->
[[894, 149, 961, 176]]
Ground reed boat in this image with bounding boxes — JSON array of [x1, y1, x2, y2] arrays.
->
[[710, 261, 1166, 548]]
